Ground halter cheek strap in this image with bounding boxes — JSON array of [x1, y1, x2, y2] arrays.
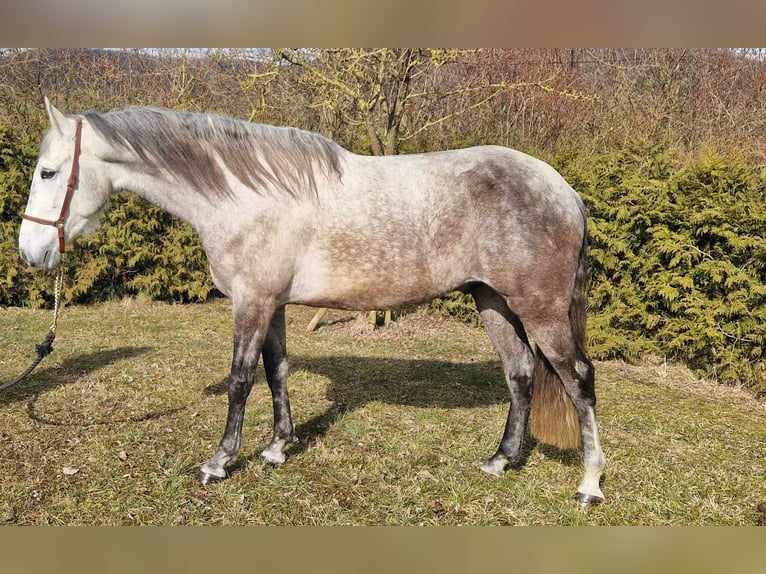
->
[[22, 119, 83, 254]]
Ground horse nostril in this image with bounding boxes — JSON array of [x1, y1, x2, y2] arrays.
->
[[19, 248, 47, 268]]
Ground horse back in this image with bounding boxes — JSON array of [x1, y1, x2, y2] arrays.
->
[[290, 146, 585, 310]]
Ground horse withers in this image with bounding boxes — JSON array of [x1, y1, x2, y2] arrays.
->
[[18, 99, 606, 508]]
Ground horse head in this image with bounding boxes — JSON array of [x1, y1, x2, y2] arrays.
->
[[18, 98, 111, 270]]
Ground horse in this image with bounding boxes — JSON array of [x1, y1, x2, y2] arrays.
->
[[18, 99, 606, 508]]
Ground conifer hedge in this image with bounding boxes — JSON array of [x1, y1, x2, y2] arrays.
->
[[1, 123, 764, 394], [562, 142, 765, 393], [0, 125, 47, 307]]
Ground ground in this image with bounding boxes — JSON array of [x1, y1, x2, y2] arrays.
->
[[1, 299, 764, 525]]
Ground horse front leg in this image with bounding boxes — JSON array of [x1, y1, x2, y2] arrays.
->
[[260, 306, 296, 465], [199, 299, 275, 485]]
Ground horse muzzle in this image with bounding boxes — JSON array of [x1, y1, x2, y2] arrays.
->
[[19, 244, 60, 271]]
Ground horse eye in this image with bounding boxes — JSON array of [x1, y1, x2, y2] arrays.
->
[[40, 169, 56, 180]]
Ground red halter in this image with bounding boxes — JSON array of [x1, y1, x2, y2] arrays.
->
[[22, 119, 83, 254]]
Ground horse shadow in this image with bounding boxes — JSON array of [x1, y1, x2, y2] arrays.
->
[[205, 354, 580, 469], [1, 346, 154, 407]]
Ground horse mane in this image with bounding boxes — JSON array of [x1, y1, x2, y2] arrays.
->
[[84, 107, 344, 200]]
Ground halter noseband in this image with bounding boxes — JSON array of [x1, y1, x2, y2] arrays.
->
[[22, 119, 83, 254]]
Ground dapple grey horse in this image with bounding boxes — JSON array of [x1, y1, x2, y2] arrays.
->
[[18, 99, 605, 507]]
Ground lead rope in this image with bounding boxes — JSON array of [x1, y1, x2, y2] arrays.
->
[[50, 267, 64, 335], [0, 268, 65, 392]]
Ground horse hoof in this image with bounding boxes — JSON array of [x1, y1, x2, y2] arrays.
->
[[198, 470, 227, 485], [261, 449, 287, 466], [479, 459, 506, 478], [575, 491, 604, 509]]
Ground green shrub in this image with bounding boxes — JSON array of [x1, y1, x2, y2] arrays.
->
[[0, 124, 52, 307], [558, 143, 765, 394], [428, 292, 481, 328]]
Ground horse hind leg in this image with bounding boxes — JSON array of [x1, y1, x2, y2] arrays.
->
[[471, 285, 536, 478], [528, 318, 606, 508]]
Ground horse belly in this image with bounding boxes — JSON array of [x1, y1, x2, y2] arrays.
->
[[296, 261, 440, 311], [291, 236, 472, 311]]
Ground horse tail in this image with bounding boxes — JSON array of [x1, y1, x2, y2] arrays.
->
[[529, 209, 588, 450]]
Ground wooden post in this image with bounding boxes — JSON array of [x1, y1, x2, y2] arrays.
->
[[306, 308, 328, 332]]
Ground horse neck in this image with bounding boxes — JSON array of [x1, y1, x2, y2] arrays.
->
[[109, 163, 225, 232]]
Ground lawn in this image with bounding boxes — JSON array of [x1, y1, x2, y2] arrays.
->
[[1, 299, 764, 525]]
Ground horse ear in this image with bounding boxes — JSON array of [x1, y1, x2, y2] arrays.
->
[[44, 97, 71, 135]]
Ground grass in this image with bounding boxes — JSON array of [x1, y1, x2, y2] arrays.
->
[[1, 299, 764, 525]]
